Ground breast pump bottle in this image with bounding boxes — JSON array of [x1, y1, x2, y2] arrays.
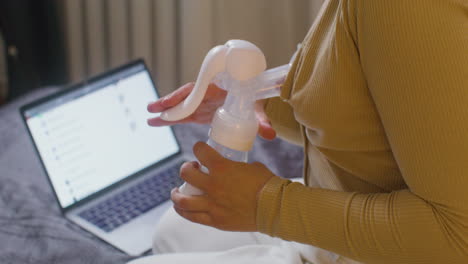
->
[[160, 40, 291, 195]]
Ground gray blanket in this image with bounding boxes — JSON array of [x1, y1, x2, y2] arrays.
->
[[0, 87, 303, 264]]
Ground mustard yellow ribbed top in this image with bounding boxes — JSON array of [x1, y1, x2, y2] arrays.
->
[[258, 0, 468, 263]]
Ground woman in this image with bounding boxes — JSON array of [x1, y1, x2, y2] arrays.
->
[[132, 0, 468, 263]]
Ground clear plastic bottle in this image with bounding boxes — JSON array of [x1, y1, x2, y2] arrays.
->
[[206, 137, 248, 162], [178, 137, 248, 195]]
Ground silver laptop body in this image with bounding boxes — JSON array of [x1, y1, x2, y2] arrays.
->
[[21, 60, 189, 255]]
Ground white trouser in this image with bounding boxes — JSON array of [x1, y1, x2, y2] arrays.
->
[[128, 207, 361, 264]]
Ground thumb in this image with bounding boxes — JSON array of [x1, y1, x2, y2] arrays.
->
[[193, 142, 225, 170]]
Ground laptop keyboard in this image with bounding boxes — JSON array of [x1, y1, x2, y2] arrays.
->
[[78, 162, 184, 232]]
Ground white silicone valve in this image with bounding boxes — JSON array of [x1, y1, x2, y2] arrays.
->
[[160, 40, 266, 121]]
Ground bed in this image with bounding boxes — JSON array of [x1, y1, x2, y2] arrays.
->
[[0, 87, 303, 264]]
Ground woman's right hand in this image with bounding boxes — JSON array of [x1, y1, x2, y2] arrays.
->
[[147, 82, 276, 140]]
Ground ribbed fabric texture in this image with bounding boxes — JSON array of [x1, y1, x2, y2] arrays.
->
[[258, 0, 468, 263]]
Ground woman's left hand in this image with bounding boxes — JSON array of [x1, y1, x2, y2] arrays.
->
[[171, 142, 276, 232]]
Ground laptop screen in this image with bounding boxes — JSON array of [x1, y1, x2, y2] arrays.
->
[[23, 62, 180, 209]]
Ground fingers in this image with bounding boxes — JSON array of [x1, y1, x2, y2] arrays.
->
[[258, 121, 276, 140], [254, 100, 269, 122], [147, 82, 194, 113], [179, 161, 210, 191], [171, 188, 212, 212], [192, 142, 225, 170], [255, 100, 276, 140], [147, 116, 192, 127], [173, 207, 213, 226]]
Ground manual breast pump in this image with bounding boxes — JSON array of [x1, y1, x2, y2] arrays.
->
[[160, 40, 292, 195]]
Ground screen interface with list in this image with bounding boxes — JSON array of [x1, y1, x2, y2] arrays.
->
[[24, 65, 179, 208]]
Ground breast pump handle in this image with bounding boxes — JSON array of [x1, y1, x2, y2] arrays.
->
[[160, 40, 266, 121]]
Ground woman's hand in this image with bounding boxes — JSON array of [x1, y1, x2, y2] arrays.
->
[[147, 82, 226, 126], [171, 142, 277, 232], [147, 82, 276, 140]]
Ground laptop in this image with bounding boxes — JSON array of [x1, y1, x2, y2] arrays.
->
[[20, 59, 189, 256]]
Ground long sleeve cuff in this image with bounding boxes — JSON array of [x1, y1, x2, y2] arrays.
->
[[256, 176, 291, 235]]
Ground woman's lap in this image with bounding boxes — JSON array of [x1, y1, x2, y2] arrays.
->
[[129, 244, 303, 264], [126, 207, 302, 264], [128, 177, 360, 264], [151, 207, 282, 254]]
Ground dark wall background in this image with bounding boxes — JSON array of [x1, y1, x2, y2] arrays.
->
[[0, 0, 66, 102]]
